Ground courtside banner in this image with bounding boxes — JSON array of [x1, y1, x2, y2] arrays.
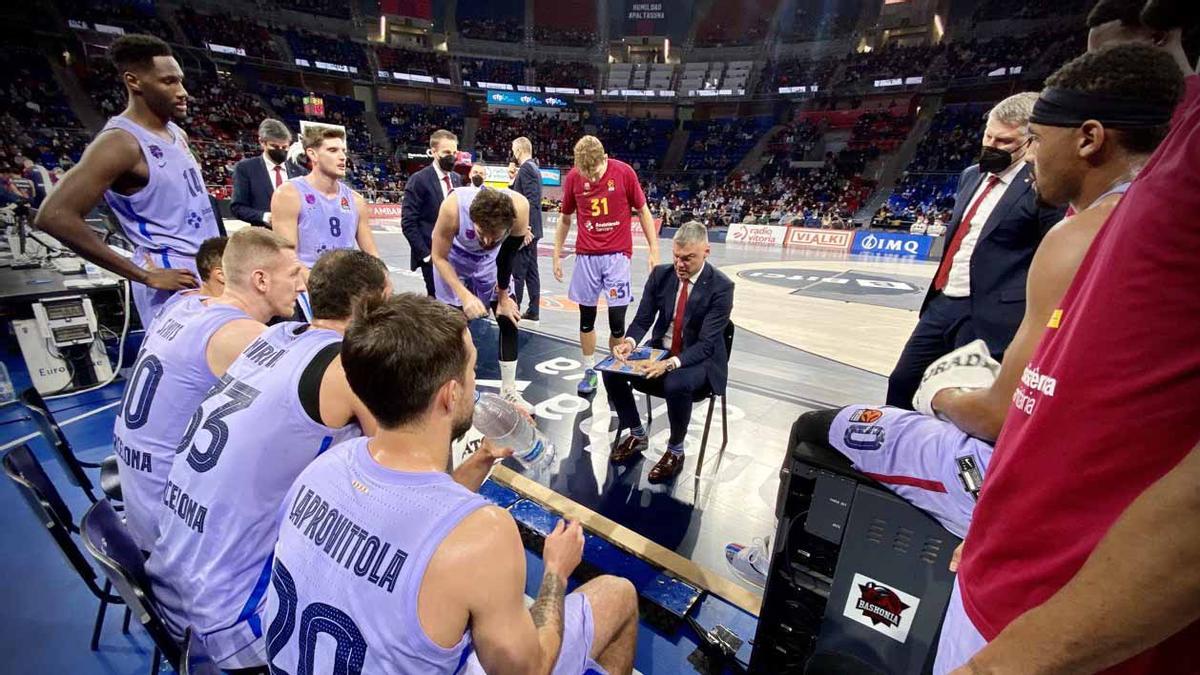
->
[[728, 223, 789, 247], [369, 204, 403, 221], [784, 227, 854, 252], [852, 230, 933, 258]]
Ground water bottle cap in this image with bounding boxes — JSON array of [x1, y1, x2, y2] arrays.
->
[[473, 391, 480, 403]]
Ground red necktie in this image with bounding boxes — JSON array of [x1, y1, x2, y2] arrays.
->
[[443, 175, 453, 195], [670, 279, 689, 356], [273, 165, 283, 188], [933, 176, 1001, 291]]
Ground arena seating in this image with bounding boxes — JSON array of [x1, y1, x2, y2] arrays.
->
[[786, 0, 862, 42], [375, 46, 453, 79], [285, 30, 370, 74], [376, 102, 464, 152], [458, 1, 525, 43], [175, 7, 284, 61], [472, 112, 582, 167], [837, 44, 941, 88], [278, 0, 352, 20], [60, 0, 175, 38], [533, 0, 598, 46], [768, 56, 840, 91], [533, 60, 599, 89], [694, 0, 780, 47], [0, 47, 88, 180], [973, 0, 1094, 22], [263, 86, 378, 154], [460, 57, 525, 86], [594, 116, 675, 173], [680, 116, 774, 176]]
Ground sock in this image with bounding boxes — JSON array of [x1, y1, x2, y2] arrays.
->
[[583, 353, 596, 369], [500, 360, 517, 393], [630, 425, 647, 438], [666, 441, 684, 456]]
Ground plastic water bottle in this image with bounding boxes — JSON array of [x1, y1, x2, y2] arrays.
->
[[473, 392, 554, 470], [0, 362, 14, 404]]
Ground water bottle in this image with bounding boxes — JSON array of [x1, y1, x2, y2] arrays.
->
[[473, 392, 554, 470], [0, 362, 15, 404]]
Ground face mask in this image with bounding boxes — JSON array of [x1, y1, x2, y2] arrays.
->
[[266, 148, 288, 164], [978, 146, 1014, 175], [509, 154, 518, 165], [437, 154, 456, 172], [471, 175, 484, 187]]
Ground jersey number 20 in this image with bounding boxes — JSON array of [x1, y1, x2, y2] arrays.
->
[[267, 559, 368, 674]]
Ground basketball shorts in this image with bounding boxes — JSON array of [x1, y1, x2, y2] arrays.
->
[[932, 580, 988, 674], [133, 248, 200, 327], [828, 405, 993, 538], [433, 250, 505, 307], [569, 253, 632, 308], [463, 592, 606, 675]]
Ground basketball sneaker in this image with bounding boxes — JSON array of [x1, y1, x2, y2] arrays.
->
[[577, 368, 599, 396], [725, 537, 770, 588], [502, 388, 532, 413]]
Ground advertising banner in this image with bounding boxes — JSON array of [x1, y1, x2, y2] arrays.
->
[[852, 230, 933, 258]]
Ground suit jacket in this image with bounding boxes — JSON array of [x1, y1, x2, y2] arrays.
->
[[922, 163, 1064, 354], [511, 159, 543, 238], [401, 164, 462, 269], [628, 263, 734, 395], [230, 156, 304, 227]]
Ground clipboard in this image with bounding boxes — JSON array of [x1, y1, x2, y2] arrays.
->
[[595, 347, 669, 377]]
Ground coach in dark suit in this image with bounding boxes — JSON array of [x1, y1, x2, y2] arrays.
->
[[509, 136, 543, 320], [402, 129, 462, 296], [230, 119, 302, 228], [606, 222, 734, 483], [887, 93, 1065, 408]]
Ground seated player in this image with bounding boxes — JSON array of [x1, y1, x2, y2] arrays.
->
[[430, 175, 532, 408], [114, 229, 304, 551], [195, 236, 227, 297], [605, 222, 734, 484], [725, 43, 1183, 588], [270, 124, 379, 318], [147, 249, 512, 669], [266, 294, 640, 674]]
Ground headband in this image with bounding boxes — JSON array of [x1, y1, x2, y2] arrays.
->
[[1030, 88, 1173, 129]]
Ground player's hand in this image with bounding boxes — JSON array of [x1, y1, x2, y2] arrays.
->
[[523, 232, 533, 248], [638, 360, 671, 379], [461, 294, 488, 320], [552, 257, 564, 282], [612, 340, 634, 362], [949, 542, 964, 572], [144, 267, 198, 291], [542, 519, 584, 579], [478, 438, 515, 463], [647, 250, 660, 270], [496, 293, 521, 324]]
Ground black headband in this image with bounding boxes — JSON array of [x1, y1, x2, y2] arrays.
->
[[1030, 88, 1173, 129]]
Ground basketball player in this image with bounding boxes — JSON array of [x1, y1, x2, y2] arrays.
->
[[147, 250, 513, 669], [726, 44, 1183, 590], [195, 236, 227, 297], [34, 34, 216, 324], [266, 294, 639, 674], [431, 179, 532, 408], [114, 229, 304, 551], [271, 125, 379, 318], [553, 136, 660, 396]]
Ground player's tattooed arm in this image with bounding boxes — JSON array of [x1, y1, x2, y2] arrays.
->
[[530, 570, 565, 638]]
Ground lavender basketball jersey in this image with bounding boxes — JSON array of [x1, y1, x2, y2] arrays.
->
[[113, 295, 249, 550], [432, 187, 506, 305], [291, 178, 359, 266], [265, 438, 487, 673], [102, 116, 218, 255], [148, 323, 361, 663]]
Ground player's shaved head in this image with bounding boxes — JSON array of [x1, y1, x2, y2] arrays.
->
[[222, 228, 294, 287]]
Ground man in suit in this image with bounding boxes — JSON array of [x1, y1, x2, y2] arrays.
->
[[886, 93, 1065, 409], [509, 136, 543, 321], [605, 222, 734, 483], [230, 119, 302, 228], [403, 129, 463, 296]]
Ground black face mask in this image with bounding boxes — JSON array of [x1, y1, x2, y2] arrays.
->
[[266, 148, 288, 164], [509, 154, 518, 165], [437, 154, 456, 172], [471, 175, 484, 187], [978, 146, 1014, 175]]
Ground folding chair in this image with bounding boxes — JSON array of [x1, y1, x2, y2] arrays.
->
[[2, 445, 126, 651], [81, 499, 180, 675], [179, 627, 225, 675], [20, 387, 121, 502], [640, 321, 736, 480]]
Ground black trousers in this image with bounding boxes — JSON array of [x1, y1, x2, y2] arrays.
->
[[511, 238, 541, 311], [886, 294, 977, 409], [603, 363, 709, 446], [418, 260, 435, 297]]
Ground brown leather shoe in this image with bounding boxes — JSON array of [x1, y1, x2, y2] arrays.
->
[[648, 451, 684, 483], [610, 433, 648, 464]]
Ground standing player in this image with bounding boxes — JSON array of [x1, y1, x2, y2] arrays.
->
[[553, 136, 660, 396], [270, 125, 379, 318], [34, 35, 216, 324], [431, 176, 532, 408], [114, 229, 304, 551]]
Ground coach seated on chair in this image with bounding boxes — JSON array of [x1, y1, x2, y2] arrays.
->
[[230, 119, 303, 228], [605, 222, 733, 484]]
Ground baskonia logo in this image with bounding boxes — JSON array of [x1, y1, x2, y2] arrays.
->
[[855, 581, 910, 628]]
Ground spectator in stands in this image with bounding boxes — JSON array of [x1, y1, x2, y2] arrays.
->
[[231, 119, 303, 228], [509, 136, 543, 321], [886, 93, 1065, 409]]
